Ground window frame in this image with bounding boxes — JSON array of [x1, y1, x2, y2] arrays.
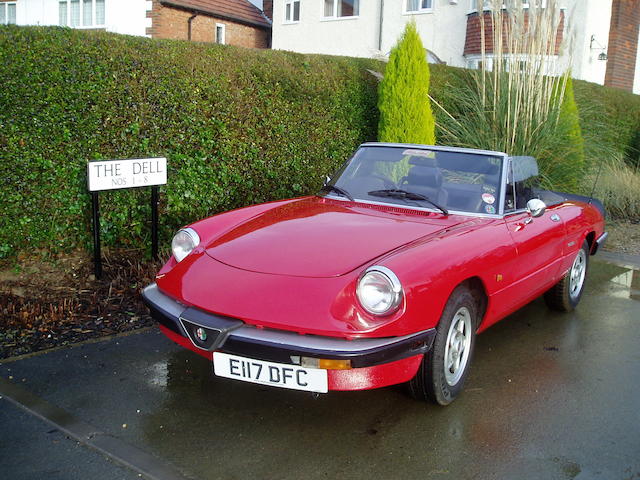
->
[[322, 0, 360, 20], [215, 23, 226, 44], [283, 0, 300, 23], [1, 2, 17, 25], [469, 0, 547, 13], [403, 0, 434, 15], [58, 0, 106, 28]]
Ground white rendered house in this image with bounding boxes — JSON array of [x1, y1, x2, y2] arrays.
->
[[0, 0, 272, 48], [271, 0, 640, 94], [1, 0, 150, 36]]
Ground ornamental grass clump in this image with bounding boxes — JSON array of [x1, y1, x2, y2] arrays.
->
[[591, 161, 640, 221], [435, 0, 585, 192], [378, 20, 436, 145]]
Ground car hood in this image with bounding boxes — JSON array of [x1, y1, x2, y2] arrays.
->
[[204, 197, 461, 278]]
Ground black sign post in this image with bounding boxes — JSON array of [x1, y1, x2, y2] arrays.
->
[[87, 158, 167, 279], [151, 185, 159, 261], [91, 192, 102, 279]]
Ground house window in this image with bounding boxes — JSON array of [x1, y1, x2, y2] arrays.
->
[[59, 0, 105, 27], [216, 23, 225, 44], [284, 0, 300, 22], [469, 0, 491, 12], [520, 0, 548, 7], [470, 0, 545, 11], [324, 0, 359, 18], [0, 2, 17, 25], [405, 0, 433, 13]]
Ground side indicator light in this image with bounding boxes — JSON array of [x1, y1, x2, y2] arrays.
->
[[301, 357, 352, 370]]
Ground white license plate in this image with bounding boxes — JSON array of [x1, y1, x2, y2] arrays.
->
[[213, 352, 328, 393]]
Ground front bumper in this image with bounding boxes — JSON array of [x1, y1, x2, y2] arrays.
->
[[142, 283, 435, 390]]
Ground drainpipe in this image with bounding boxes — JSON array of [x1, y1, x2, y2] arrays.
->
[[187, 13, 197, 41], [378, 0, 384, 52]]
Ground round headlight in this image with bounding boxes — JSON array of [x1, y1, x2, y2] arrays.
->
[[356, 266, 403, 316], [171, 228, 200, 263]]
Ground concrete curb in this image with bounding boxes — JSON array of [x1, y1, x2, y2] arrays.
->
[[598, 251, 640, 269], [0, 377, 188, 480]]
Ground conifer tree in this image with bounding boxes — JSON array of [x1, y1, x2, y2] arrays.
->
[[559, 76, 585, 169], [378, 21, 435, 144]]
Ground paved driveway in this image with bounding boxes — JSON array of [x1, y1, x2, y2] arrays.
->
[[1, 258, 639, 480]]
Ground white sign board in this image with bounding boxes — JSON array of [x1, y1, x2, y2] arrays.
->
[[87, 158, 167, 192]]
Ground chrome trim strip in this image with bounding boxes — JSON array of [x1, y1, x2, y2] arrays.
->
[[597, 232, 608, 245], [503, 208, 529, 217], [360, 142, 506, 158], [182, 227, 200, 246], [324, 195, 503, 219], [498, 154, 509, 216]]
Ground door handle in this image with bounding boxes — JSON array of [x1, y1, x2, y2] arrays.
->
[[514, 217, 533, 231]]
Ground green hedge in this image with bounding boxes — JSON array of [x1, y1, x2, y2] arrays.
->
[[572, 79, 640, 170], [1, 26, 639, 258], [0, 26, 380, 257]]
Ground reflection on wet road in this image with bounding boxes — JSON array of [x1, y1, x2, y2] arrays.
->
[[1, 259, 639, 480]]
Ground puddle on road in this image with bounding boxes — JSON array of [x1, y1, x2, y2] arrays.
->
[[590, 260, 640, 302], [610, 267, 640, 301]]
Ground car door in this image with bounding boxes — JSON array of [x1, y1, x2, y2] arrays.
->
[[501, 157, 566, 311]]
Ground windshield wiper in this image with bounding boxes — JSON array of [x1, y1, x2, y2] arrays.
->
[[320, 184, 354, 201], [368, 189, 449, 216]]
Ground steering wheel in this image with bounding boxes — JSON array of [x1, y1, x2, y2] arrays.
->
[[368, 174, 396, 190]]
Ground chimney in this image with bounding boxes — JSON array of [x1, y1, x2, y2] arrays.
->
[[263, 0, 273, 20], [604, 0, 640, 91]]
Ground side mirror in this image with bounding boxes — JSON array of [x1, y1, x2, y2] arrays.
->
[[526, 198, 546, 218], [323, 175, 331, 186]]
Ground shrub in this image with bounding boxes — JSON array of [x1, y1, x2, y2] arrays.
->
[[558, 76, 586, 172], [572, 80, 640, 171], [0, 26, 381, 258], [434, 0, 586, 191], [377, 21, 435, 144]]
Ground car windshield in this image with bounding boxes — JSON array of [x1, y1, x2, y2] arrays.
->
[[325, 146, 504, 215]]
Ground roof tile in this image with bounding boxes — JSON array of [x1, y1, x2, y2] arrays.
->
[[161, 0, 271, 28]]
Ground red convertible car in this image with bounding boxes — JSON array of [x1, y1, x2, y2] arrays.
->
[[143, 143, 607, 405]]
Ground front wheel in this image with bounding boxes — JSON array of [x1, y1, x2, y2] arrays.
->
[[409, 285, 478, 405], [544, 240, 589, 312]]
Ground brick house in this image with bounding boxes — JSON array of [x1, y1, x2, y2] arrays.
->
[[604, 0, 640, 91], [1, 0, 272, 49], [147, 0, 271, 48], [271, 0, 640, 94]]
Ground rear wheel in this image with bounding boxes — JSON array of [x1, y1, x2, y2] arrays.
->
[[544, 240, 589, 312], [409, 285, 477, 405]]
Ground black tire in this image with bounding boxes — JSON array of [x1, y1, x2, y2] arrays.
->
[[409, 285, 478, 405], [544, 240, 589, 312]]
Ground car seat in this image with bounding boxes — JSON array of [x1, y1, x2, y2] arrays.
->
[[402, 165, 448, 206]]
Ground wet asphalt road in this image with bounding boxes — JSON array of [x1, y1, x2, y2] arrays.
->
[[1, 257, 639, 480]]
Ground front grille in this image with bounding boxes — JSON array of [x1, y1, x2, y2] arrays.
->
[[178, 307, 244, 351]]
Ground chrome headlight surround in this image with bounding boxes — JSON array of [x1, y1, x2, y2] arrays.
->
[[356, 266, 403, 316], [171, 228, 200, 263]]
